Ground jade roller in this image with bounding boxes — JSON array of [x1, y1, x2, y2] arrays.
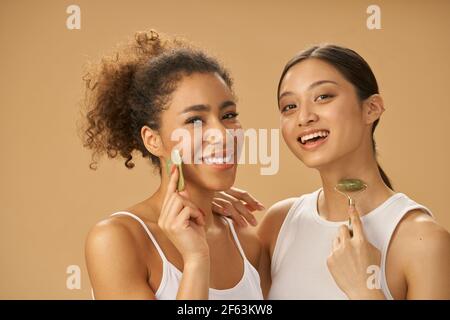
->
[[166, 149, 185, 191], [334, 178, 367, 232]]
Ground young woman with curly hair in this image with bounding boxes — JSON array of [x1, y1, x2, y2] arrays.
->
[[81, 30, 264, 300]]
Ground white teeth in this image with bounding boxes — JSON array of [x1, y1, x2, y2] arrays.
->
[[300, 130, 329, 144], [203, 155, 233, 165]]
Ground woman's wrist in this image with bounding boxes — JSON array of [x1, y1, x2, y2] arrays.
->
[[177, 254, 210, 300], [183, 253, 211, 269]]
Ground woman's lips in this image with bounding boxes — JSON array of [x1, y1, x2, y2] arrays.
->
[[297, 134, 329, 151], [205, 162, 235, 170], [202, 152, 235, 170]]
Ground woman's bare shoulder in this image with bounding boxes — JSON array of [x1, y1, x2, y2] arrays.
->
[[387, 208, 450, 298], [85, 214, 153, 298], [256, 198, 298, 247], [85, 205, 159, 259], [232, 197, 298, 251], [85, 215, 145, 266], [390, 209, 450, 259]]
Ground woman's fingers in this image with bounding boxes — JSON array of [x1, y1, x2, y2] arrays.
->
[[214, 192, 257, 226], [212, 200, 255, 224], [178, 190, 206, 221], [338, 225, 351, 243], [348, 205, 365, 241], [162, 164, 178, 207], [222, 187, 265, 211], [211, 201, 229, 217], [174, 206, 205, 229], [332, 236, 340, 251], [213, 197, 249, 227], [164, 194, 184, 223], [159, 193, 183, 228], [178, 191, 200, 211], [213, 197, 255, 227], [166, 193, 205, 227]]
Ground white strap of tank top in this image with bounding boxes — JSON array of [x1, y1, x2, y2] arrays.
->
[[111, 212, 248, 263], [110, 211, 169, 263], [222, 217, 248, 261]]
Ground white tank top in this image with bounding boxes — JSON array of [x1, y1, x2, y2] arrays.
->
[[91, 211, 263, 300], [268, 188, 433, 300]]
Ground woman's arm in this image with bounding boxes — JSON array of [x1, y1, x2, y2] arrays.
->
[[392, 210, 450, 299], [256, 236, 272, 299], [256, 198, 296, 299], [85, 220, 156, 299]]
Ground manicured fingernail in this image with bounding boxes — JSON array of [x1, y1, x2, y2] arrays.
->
[[171, 164, 176, 174], [257, 203, 265, 210]]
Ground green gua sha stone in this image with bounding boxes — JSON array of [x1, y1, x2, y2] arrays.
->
[[171, 149, 185, 192], [334, 178, 368, 235], [165, 158, 172, 175], [335, 178, 367, 206], [336, 179, 367, 193]]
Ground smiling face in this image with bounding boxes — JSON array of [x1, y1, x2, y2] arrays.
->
[[157, 72, 241, 191], [278, 58, 372, 169]]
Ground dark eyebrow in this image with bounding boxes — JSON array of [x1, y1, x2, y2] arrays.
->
[[180, 104, 210, 114], [220, 100, 236, 109], [308, 80, 338, 90], [278, 80, 339, 100], [180, 100, 236, 114], [278, 91, 295, 100]]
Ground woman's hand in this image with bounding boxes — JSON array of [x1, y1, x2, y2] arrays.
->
[[212, 187, 265, 227], [326, 205, 386, 299], [159, 165, 209, 263]]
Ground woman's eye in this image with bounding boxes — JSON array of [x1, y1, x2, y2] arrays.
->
[[315, 94, 333, 102], [185, 116, 203, 125], [222, 112, 239, 120], [281, 104, 297, 113]]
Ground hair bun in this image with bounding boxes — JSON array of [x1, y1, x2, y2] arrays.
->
[[135, 30, 160, 47]]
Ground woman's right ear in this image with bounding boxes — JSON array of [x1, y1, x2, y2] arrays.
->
[[141, 125, 164, 157]]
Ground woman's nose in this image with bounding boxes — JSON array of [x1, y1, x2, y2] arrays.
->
[[297, 105, 319, 127], [205, 132, 223, 145], [204, 123, 226, 145]]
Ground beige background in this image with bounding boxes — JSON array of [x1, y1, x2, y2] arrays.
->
[[1, 0, 449, 299]]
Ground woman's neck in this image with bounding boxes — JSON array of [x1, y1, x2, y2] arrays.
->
[[316, 153, 395, 222]]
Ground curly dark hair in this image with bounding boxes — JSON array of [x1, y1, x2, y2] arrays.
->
[[80, 30, 233, 171]]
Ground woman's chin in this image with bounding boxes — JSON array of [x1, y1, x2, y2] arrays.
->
[[208, 178, 236, 192], [207, 174, 236, 191], [300, 155, 332, 169], [189, 171, 236, 192]]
